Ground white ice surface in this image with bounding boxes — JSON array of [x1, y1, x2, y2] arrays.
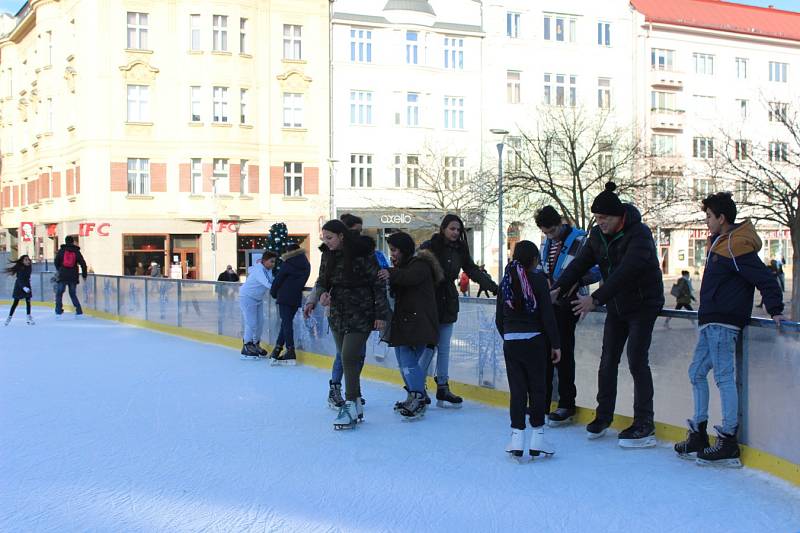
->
[[2, 310, 799, 533]]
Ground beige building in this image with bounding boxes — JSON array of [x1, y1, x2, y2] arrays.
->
[[0, 0, 330, 279]]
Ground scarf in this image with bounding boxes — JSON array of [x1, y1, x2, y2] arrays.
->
[[500, 260, 537, 314]]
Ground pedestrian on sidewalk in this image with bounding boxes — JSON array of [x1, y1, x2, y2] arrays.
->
[[238, 251, 277, 359], [551, 182, 664, 448], [54, 236, 88, 317], [674, 192, 784, 467], [4, 255, 34, 326], [419, 214, 499, 408], [665, 270, 695, 328], [496, 240, 561, 461], [381, 231, 443, 420], [303, 219, 389, 430], [535, 205, 601, 427], [269, 243, 311, 366]]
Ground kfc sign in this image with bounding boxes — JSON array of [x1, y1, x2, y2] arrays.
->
[[79, 222, 111, 237], [203, 221, 239, 233], [19, 222, 34, 242]]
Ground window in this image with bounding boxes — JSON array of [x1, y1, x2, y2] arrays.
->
[[283, 25, 302, 60], [651, 48, 675, 71], [349, 154, 373, 187], [240, 89, 249, 124], [735, 57, 748, 79], [406, 31, 418, 64], [769, 142, 788, 162], [213, 15, 228, 51], [735, 140, 750, 160], [47, 97, 53, 131], [543, 73, 551, 104], [394, 154, 402, 187], [693, 53, 714, 75], [212, 86, 228, 123], [737, 98, 748, 119], [693, 95, 716, 117], [597, 78, 611, 109], [694, 178, 713, 200], [406, 92, 419, 126], [127, 158, 150, 195], [507, 12, 520, 38], [350, 28, 372, 63], [545, 74, 576, 107], [350, 90, 373, 125], [239, 18, 248, 54], [406, 155, 419, 188], [507, 71, 521, 104], [444, 37, 463, 69], [651, 135, 676, 156], [651, 91, 677, 112], [543, 14, 576, 43], [190, 14, 201, 50], [444, 96, 464, 129], [444, 157, 465, 189], [284, 162, 303, 196], [693, 137, 714, 159], [212, 158, 229, 194], [190, 158, 202, 194], [45, 31, 52, 67], [769, 102, 788, 122], [240, 159, 248, 194], [506, 136, 522, 173], [735, 180, 748, 203], [283, 92, 303, 128], [126, 84, 149, 122], [126, 12, 148, 50], [597, 143, 614, 175], [190, 86, 201, 122], [769, 61, 788, 83], [597, 22, 611, 46], [652, 175, 676, 201]]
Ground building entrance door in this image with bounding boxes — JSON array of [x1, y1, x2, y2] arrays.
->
[[174, 249, 198, 279]]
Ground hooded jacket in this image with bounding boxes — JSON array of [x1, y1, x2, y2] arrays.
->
[[54, 243, 88, 284], [495, 269, 561, 348], [539, 224, 602, 306], [12, 264, 32, 300], [699, 220, 783, 328], [270, 248, 311, 308], [386, 250, 445, 347], [555, 204, 664, 317], [239, 264, 274, 300]]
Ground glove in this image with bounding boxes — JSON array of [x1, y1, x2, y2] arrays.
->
[[23, 287, 30, 293], [489, 281, 499, 296], [82, 273, 88, 279]]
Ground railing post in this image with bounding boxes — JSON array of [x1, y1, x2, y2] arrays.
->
[[116, 277, 121, 317], [735, 327, 749, 445], [177, 281, 182, 328], [144, 278, 149, 321], [93, 275, 97, 310], [217, 283, 224, 336]]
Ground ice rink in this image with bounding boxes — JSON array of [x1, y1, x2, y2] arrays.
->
[[2, 310, 799, 532]]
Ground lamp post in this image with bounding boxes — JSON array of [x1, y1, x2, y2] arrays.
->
[[210, 176, 219, 279], [327, 158, 339, 220], [490, 128, 509, 284]]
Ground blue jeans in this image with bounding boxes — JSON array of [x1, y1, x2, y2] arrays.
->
[[55, 281, 82, 315], [275, 304, 298, 348], [419, 323, 454, 381], [394, 345, 428, 393], [689, 325, 740, 435], [331, 339, 366, 384]]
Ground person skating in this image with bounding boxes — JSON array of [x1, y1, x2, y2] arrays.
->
[[535, 205, 601, 427], [496, 241, 561, 462], [4, 255, 35, 326], [419, 214, 498, 408], [54, 236, 88, 317], [665, 270, 695, 329], [238, 252, 277, 359], [674, 192, 784, 467], [552, 182, 664, 448], [269, 244, 311, 366], [303, 220, 389, 430], [381, 232, 443, 420]]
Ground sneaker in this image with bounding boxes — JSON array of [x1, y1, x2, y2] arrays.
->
[[586, 417, 611, 439], [696, 426, 742, 468], [26, 315, 35, 325], [505, 428, 525, 461], [529, 425, 555, 458], [674, 419, 709, 460], [548, 407, 576, 427], [618, 420, 657, 448], [240, 342, 260, 360], [327, 381, 345, 410]]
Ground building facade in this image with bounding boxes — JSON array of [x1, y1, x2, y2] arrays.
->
[[0, 0, 330, 279]]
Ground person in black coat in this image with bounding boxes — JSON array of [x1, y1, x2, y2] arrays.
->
[[54, 236, 88, 316], [552, 182, 664, 447], [383, 232, 444, 420], [418, 213, 498, 408], [4, 255, 34, 325], [217, 265, 240, 283], [269, 244, 311, 364]]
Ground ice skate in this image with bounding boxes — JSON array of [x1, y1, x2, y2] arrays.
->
[[547, 407, 575, 427], [529, 425, 555, 459], [327, 381, 345, 410], [586, 417, 611, 439], [505, 428, 525, 463], [271, 347, 297, 366], [26, 315, 35, 325], [674, 420, 709, 460], [268, 344, 283, 360], [3, 316, 10, 326], [618, 420, 657, 448], [355, 396, 364, 423], [240, 342, 260, 360], [333, 400, 358, 430], [435, 377, 463, 409], [696, 426, 742, 468], [393, 386, 411, 412], [399, 391, 427, 421], [253, 342, 268, 357]]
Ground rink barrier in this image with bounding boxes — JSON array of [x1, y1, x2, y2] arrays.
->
[[2, 272, 799, 487]]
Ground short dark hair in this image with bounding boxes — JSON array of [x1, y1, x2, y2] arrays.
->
[[339, 213, 363, 229], [261, 251, 278, 262], [701, 192, 736, 225], [65, 236, 75, 245], [681, 270, 690, 276], [535, 206, 561, 228]]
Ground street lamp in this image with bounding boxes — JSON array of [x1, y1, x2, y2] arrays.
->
[[327, 158, 339, 220], [490, 128, 509, 284]]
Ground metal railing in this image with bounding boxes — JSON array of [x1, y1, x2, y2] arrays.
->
[[3, 272, 798, 466]]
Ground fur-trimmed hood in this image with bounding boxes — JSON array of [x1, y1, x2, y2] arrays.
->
[[414, 249, 445, 285], [281, 247, 306, 261], [709, 219, 761, 259]]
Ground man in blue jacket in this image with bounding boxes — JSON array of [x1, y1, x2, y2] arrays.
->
[[674, 192, 784, 467]]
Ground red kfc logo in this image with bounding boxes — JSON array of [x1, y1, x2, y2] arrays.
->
[[19, 222, 34, 242], [79, 222, 111, 237]]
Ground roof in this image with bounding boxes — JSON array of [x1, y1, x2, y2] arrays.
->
[[630, 0, 800, 42], [383, 0, 436, 16]]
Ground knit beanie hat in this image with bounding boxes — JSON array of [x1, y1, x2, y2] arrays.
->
[[386, 231, 416, 264], [591, 182, 625, 216]]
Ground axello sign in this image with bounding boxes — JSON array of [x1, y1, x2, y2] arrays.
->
[[380, 213, 412, 225]]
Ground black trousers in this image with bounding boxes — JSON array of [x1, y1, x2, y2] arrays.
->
[[545, 303, 579, 411], [675, 302, 693, 311], [9, 298, 31, 316], [596, 312, 658, 423], [504, 335, 548, 429]]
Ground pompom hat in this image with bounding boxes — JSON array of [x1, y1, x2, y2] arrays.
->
[[591, 182, 626, 216]]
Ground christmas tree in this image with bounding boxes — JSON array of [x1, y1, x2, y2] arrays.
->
[[266, 222, 295, 274]]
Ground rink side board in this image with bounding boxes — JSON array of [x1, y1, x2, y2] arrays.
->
[[11, 300, 799, 488]]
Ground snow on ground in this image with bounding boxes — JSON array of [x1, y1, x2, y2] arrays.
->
[[2, 310, 799, 533]]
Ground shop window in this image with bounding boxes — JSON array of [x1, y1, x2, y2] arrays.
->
[[238, 234, 269, 274], [123, 234, 166, 276]]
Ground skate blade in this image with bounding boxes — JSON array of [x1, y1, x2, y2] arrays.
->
[[270, 360, 297, 366], [618, 435, 657, 448], [677, 452, 698, 461], [400, 413, 424, 422], [333, 424, 356, 431], [240, 354, 260, 360], [328, 401, 343, 410], [506, 450, 526, 464], [529, 450, 555, 458], [548, 417, 573, 428], [696, 457, 743, 468], [436, 400, 463, 409], [586, 428, 608, 440]]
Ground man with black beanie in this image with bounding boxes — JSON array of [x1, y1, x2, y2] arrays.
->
[[551, 182, 664, 448]]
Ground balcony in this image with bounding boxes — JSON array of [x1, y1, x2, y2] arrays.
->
[[651, 109, 685, 131], [650, 68, 684, 89]]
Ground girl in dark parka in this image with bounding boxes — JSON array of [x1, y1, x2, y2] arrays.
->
[[5, 255, 34, 326]]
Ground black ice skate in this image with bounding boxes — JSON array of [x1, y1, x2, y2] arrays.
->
[[394, 386, 411, 412], [328, 381, 345, 410], [435, 378, 462, 409], [696, 426, 742, 468], [586, 417, 611, 439], [618, 420, 657, 448], [240, 342, 260, 360], [399, 392, 427, 421], [674, 419, 709, 460], [271, 347, 297, 366], [253, 343, 268, 357], [268, 344, 283, 360], [547, 407, 576, 427]]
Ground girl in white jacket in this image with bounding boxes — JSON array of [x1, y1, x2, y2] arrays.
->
[[239, 251, 277, 359]]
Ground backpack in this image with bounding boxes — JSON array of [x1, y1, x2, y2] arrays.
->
[[62, 249, 77, 269], [670, 283, 681, 297]]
